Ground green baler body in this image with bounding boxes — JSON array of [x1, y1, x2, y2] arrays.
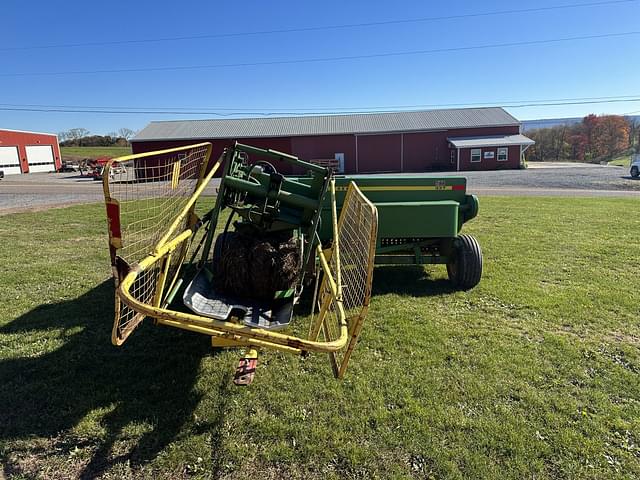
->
[[298, 174, 478, 265], [375, 201, 459, 239]]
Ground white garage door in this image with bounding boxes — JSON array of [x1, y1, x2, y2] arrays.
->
[[0, 146, 22, 175], [25, 145, 55, 173]]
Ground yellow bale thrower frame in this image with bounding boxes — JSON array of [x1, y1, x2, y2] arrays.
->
[[102, 142, 377, 380]]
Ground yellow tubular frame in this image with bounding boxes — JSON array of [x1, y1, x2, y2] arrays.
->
[[102, 142, 214, 202], [104, 143, 216, 345], [117, 232, 348, 353], [114, 169, 349, 354]]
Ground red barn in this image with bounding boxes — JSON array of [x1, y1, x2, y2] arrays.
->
[[131, 107, 534, 175], [0, 128, 62, 175]]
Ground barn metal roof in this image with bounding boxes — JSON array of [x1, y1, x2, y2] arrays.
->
[[0, 127, 58, 137], [132, 107, 520, 141], [447, 134, 534, 148]]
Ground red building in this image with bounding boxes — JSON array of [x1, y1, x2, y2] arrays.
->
[[131, 107, 534, 175], [0, 128, 62, 175]]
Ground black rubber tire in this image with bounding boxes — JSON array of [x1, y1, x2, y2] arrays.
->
[[446, 234, 483, 290], [631, 166, 639, 178]]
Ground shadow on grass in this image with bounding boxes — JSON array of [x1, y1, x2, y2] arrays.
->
[[372, 265, 455, 297], [0, 280, 227, 479], [295, 265, 456, 309]]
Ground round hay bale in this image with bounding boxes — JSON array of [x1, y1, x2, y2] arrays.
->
[[250, 239, 277, 298], [213, 230, 301, 301], [214, 232, 252, 296]]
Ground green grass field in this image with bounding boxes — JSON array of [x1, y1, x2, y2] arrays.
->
[[61, 146, 132, 160], [1, 198, 639, 479], [608, 155, 632, 167]]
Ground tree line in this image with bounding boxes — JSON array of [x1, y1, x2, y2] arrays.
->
[[58, 127, 136, 147], [526, 114, 639, 163]]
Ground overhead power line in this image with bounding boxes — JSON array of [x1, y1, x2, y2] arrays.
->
[[1, 0, 635, 52], [2, 97, 640, 116], [2, 30, 639, 77], [2, 94, 640, 114]]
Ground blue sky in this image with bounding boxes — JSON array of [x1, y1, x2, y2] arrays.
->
[[1, 0, 639, 135]]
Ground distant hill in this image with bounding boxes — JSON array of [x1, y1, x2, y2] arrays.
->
[[522, 117, 582, 131], [522, 115, 640, 131]]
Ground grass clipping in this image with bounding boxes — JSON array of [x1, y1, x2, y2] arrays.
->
[[214, 231, 301, 301]]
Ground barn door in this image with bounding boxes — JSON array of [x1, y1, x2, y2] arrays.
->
[[25, 145, 55, 173], [0, 146, 22, 175]]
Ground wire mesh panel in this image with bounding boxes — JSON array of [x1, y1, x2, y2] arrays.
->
[[313, 182, 378, 378], [103, 143, 212, 345]]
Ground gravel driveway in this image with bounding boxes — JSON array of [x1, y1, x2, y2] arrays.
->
[[0, 172, 220, 215], [1, 163, 638, 215], [417, 162, 640, 196]]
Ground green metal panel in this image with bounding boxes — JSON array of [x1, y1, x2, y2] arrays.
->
[[375, 201, 459, 239], [297, 175, 467, 204], [334, 175, 467, 204], [293, 173, 479, 266], [299, 175, 476, 242]]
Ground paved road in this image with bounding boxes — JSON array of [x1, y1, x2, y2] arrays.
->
[[364, 162, 640, 197], [408, 163, 640, 196], [1, 163, 638, 215], [0, 172, 221, 215]]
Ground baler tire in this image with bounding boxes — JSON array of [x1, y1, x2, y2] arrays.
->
[[631, 166, 639, 178], [446, 234, 482, 290]]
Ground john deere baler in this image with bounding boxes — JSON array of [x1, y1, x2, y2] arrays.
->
[[309, 174, 482, 290]]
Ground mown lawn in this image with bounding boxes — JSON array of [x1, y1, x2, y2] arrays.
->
[[0, 197, 639, 479], [608, 155, 632, 167], [61, 146, 132, 160]]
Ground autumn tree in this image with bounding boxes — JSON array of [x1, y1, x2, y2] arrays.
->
[[551, 125, 569, 161], [566, 123, 588, 161], [525, 128, 551, 162], [527, 114, 632, 162], [592, 115, 629, 159], [628, 117, 639, 152], [581, 114, 600, 160], [527, 127, 572, 162]]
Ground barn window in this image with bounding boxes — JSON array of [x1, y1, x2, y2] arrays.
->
[[497, 147, 508, 161], [470, 149, 481, 162]]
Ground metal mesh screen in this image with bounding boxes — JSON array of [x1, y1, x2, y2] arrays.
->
[[103, 144, 211, 345], [316, 182, 378, 377]]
